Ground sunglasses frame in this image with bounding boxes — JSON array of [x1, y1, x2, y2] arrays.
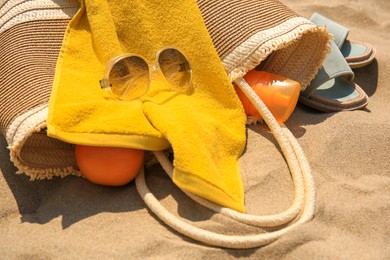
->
[[100, 47, 192, 100]]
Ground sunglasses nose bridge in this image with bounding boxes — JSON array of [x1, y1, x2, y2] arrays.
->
[[150, 63, 159, 72]]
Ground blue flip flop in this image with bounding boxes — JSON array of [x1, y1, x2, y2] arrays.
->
[[310, 12, 376, 69]]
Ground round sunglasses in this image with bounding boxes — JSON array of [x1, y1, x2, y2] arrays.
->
[[100, 47, 192, 100]]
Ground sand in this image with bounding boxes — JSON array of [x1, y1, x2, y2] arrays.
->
[[1, 0, 390, 258]]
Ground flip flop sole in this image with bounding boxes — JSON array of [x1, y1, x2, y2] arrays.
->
[[299, 78, 368, 112], [345, 42, 376, 69]]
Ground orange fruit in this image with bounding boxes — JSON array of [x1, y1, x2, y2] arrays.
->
[[75, 145, 145, 186]]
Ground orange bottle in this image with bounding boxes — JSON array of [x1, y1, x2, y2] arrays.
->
[[234, 70, 300, 123]]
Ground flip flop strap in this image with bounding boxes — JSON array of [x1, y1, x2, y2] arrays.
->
[[135, 78, 316, 248], [302, 40, 354, 98], [310, 12, 349, 49]]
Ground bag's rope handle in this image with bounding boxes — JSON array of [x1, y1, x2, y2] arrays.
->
[[153, 149, 302, 227], [135, 77, 316, 248]]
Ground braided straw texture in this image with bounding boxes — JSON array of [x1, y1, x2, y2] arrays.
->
[[0, 0, 80, 178], [197, 0, 330, 88]]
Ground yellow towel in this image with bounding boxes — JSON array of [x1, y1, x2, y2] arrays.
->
[[47, 0, 247, 212]]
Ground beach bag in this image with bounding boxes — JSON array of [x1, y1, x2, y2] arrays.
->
[[0, 0, 328, 248]]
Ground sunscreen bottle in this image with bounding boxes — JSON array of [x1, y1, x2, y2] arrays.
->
[[234, 70, 300, 123]]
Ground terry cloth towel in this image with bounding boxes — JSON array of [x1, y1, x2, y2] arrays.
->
[[46, 0, 247, 211], [197, 0, 330, 89]]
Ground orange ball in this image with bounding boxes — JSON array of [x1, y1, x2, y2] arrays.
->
[[75, 145, 145, 186]]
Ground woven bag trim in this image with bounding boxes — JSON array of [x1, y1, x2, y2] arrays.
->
[[197, 0, 299, 59], [223, 17, 331, 88], [6, 105, 81, 179], [0, 0, 78, 33]]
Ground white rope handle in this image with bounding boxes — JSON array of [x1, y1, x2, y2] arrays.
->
[[135, 77, 316, 248], [153, 150, 302, 227]]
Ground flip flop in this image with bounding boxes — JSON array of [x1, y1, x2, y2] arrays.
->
[[299, 40, 368, 112], [310, 12, 376, 69]]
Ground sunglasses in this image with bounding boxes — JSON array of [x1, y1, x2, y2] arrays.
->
[[100, 47, 192, 100]]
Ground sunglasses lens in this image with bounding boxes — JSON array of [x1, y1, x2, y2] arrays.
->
[[158, 48, 192, 89], [108, 56, 149, 100]]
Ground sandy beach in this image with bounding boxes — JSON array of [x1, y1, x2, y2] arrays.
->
[[1, 0, 390, 258]]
